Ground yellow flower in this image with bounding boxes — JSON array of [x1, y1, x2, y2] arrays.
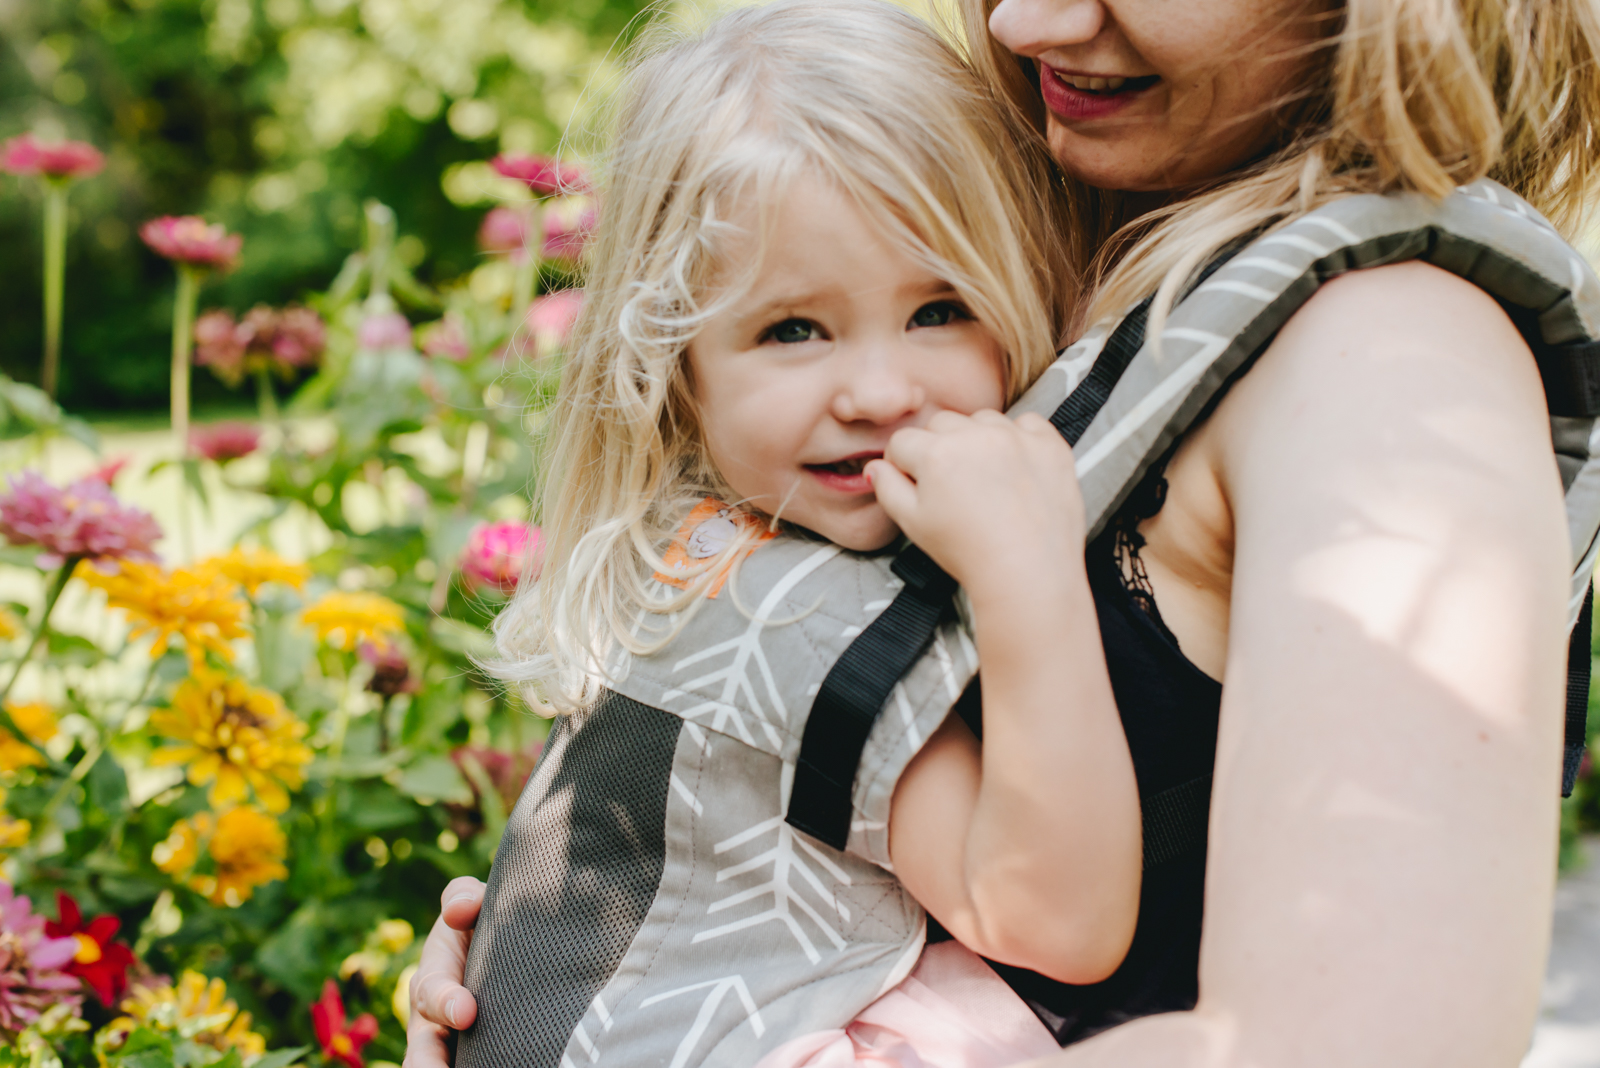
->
[[153, 807, 288, 907], [204, 547, 310, 597], [301, 591, 405, 651], [148, 669, 311, 813], [0, 702, 58, 773], [79, 560, 249, 664], [0, 787, 29, 850], [115, 970, 266, 1059], [375, 918, 414, 953], [0, 608, 22, 641]]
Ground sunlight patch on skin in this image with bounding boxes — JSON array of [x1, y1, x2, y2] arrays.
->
[[1290, 528, 1532, 728], [1322, 780, 1433, 828]]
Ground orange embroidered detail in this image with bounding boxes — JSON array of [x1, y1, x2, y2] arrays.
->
[[654, 498, 776, 598]]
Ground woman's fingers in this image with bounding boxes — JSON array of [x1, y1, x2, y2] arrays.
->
[[441, 876, 485, 930], [411, 912, 479, 1030], [403, 1015, 454, 1068]]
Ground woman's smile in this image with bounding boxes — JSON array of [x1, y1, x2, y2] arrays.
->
[[1039, 64, 1161, 122]]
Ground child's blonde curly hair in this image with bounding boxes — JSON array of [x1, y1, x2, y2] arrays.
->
[[491, 0, 1073, 711]]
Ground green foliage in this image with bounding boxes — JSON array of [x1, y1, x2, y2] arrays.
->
[[0, 0, 650, 411]]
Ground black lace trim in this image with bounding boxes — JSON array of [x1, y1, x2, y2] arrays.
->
[[1110, 472, 1183, 647]]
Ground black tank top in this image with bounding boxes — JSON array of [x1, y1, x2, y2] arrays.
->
[[933, 478, 1223, 1046]]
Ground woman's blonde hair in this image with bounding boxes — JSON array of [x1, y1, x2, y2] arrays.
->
[[492, 0, 1072, 710], [959, 0, 1600, 331]]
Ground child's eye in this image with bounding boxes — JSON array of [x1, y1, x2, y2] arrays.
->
[[908, 301, 969, 329], [764, 318, 822, 345]]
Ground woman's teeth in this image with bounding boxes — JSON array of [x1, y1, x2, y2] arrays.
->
[[1061, 75, 1128, 92], [1055, 73, 1158, 94]]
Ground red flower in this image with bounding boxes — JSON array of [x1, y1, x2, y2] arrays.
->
[[139, 216, 242, 270], [311, 979, 378, 1068], [489, 153, 589, 196], [1, 135, 104, 181], [43, 893, 135, 1006], [189, 422, 261, 463]]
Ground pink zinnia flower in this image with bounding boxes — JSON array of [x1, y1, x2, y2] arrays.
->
[[541, 205, 597, 263], [477, 206, 529, 255], [0, 883, 84, 1037], [0, 472, 162, 568], [459, 521, 542, 594], [0, 135, 104, 181], [489, 154, 589, 197], [358, 312, 413, 352], [419, 313, 471, 361], [139, 216, 242, 270], [524, 289, 584, 358], [269, 305, 327, 368], [194, 309, 248, 386], [190, 422, 261, 463]]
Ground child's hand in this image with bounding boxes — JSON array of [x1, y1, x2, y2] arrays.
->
[[867, 410, 1085, 598]]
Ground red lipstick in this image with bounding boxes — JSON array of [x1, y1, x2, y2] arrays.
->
[[1039, 65, 1158, 123]]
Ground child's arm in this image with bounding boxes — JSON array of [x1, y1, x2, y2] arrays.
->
[[868, 410, 1141, 985]]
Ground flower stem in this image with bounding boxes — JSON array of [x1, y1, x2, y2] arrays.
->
[[0, 557, 82, 744], [41, 183, 68, 400], [171, 264, 199, 560], [254, 365, 279, 424]]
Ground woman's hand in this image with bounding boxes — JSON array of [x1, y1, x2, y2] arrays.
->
[[403, 877, 484, 1068], [867, 409, 1084, 599]]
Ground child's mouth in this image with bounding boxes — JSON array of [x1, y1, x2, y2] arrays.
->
[[803, 453, 881, 492], [806, 456, 874, 477]]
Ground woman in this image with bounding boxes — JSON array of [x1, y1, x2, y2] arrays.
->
[[407, 1, 1600, 1065]]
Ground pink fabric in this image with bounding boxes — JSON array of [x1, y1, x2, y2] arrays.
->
[[754, 942, 1058, 1068]]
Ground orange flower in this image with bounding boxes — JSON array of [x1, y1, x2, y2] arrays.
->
[[79, 560, 248, 664], [148, 669, 310, 813]]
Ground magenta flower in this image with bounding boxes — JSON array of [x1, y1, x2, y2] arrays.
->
[[194, 309, 248, 386], [89, 457, 131, 488], [0, 883, 85, 1038], [139, 216, 242, 270], [489, 154, 589, 197], [0, 135, 104, 182], [190, 421, 262, 463], [359, 641, 420, 697], [419, 313, 471, 361], [0, 472, 162, 568], [525, 289, 585, 357], [478, 206, 529, 255], [267, 306, 327, 368], [459, 521, 542, 594], [358, 312, 413, 352], [542, 205, 597, 263]]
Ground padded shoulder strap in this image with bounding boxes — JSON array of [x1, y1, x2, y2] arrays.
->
[[788, 181, 1600, 849]]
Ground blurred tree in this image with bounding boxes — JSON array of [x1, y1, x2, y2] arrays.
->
[[0, 0, 651, 413]]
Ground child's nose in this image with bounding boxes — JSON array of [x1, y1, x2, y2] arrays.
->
[[830, 344, 926, 425]]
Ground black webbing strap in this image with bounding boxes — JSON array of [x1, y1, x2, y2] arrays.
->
[[1141, 775, 1213, 868], [1563, 583, 1593, 797], [785, 298, 1156, 849]]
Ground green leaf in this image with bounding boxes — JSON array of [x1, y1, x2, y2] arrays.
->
[[46, 630, 105, 667], [396, 753, 472, 806], [249, 1047, 311, 1068]]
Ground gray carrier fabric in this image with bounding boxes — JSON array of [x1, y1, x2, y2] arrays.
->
[[459, 180, 1600, 1068]]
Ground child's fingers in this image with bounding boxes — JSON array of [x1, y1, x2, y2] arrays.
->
[[884, 426, 935, 478], [867, 459, 918, 521]]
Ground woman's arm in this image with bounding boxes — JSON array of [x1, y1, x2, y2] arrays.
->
[[872, 410, 1143, 983], [1040, 262, 1571, 1067]]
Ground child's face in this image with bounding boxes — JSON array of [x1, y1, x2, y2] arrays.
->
[[687, 181, 1006, 552]]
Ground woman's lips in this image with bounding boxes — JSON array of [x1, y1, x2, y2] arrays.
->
[[1039, 65, 1159, 122], [803, 453, 880, 495]]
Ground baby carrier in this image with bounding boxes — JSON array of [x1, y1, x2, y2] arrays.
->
[[457, 180, 1600, 1068]]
